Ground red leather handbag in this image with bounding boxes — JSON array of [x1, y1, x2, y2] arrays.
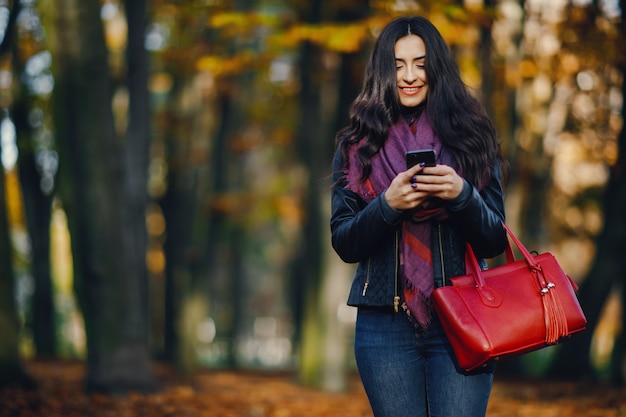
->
[[431, 223, 587, 371]]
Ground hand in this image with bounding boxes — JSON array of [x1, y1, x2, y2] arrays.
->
[[383, 164, 430, 211], [383, 164, 464, 211], [411, 164, 465, 200]]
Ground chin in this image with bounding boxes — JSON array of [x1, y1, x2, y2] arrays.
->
[[401, 99, 425, 107]]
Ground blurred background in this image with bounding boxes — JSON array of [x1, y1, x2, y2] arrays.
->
[[0, 0, 624, 394]]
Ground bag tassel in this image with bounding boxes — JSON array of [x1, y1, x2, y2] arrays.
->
[[541, 282, 569, 344]]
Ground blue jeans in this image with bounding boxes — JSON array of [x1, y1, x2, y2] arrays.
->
[[354, 308, 495, 417]]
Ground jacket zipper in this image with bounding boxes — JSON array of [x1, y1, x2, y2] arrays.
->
[[394, 229, 400, 312], [362, 259, 370, 296], [361, 230, 401, 313]]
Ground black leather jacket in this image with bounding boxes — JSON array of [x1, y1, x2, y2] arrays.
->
[[330, 149, 507, 311]]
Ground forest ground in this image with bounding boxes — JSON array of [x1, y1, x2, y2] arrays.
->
[[0, 360, 624, 417]]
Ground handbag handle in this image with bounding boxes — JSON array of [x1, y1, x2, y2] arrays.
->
[[464, 244, 503, 307], [501, 223, 540, 269], [500, 223, 553, 291], [465, 223, 544, 308]]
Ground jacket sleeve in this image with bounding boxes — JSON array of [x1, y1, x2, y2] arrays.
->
[[330, 149, 403, 263], [445, 163, 507, 259]]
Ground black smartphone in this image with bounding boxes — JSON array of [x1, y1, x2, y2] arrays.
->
[[406, 149, 436, 169]]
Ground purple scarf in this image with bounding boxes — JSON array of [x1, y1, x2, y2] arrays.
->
[[345, 110, 457, 329]]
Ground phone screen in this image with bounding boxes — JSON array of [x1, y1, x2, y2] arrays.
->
[[406, 149, 436, 169]]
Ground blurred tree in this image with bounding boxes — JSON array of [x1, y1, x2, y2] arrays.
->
[[292, 0, 373, 389], [150, 2, 198, 363], [153, 3, 223, 373], [291, 0, 325, 387], [550, 0, 626, 384], [43, 0, 155, 392], [0, 139, 29, 388], [12, 1, 56, 359], [202, 0, 257, 370], [318, 0, 373, 391], [0, 0, 32, 388], [122, 0, 153, 378], [13, 83, 56, 358]]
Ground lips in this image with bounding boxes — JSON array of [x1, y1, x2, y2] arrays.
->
[[399, 86, 424, 95]]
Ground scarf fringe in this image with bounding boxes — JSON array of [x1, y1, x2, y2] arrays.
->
[[401, 291, 433, 331]]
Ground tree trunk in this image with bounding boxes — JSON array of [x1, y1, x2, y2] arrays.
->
[[294, 0, 326, 385], [119, 0, 155, 383], [46, 0, 155, 392], [549, 0, 626, 383], [0, 148, 32, 388], [14, 100, 56, 358], [0, 0, 32, 388], [159, 95, 197, 363], [159, 102, 189, 362], [12, 9, 56, 353], [210, 91, 240, 368]]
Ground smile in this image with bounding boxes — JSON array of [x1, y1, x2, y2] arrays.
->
[[399, 86, 423, 95]]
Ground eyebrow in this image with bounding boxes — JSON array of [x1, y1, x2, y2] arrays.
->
[[395, 55, 426, 61]]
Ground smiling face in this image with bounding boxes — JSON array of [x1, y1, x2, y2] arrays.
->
[[394, 35, 428, 107]]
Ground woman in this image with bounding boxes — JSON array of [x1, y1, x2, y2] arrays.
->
[[330, 16, 508, 417]]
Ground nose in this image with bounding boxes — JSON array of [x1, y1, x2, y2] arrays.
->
[[403, 66, 418, 84]]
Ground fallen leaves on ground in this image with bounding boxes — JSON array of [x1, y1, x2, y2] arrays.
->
[[0, 360, 624, 417]]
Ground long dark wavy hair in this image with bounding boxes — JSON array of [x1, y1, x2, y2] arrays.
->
[[336, 16, 503, 188]]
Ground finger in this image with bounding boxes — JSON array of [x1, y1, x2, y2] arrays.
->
[[413, 173, 446, 186], [406, 163, 426, 178]]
